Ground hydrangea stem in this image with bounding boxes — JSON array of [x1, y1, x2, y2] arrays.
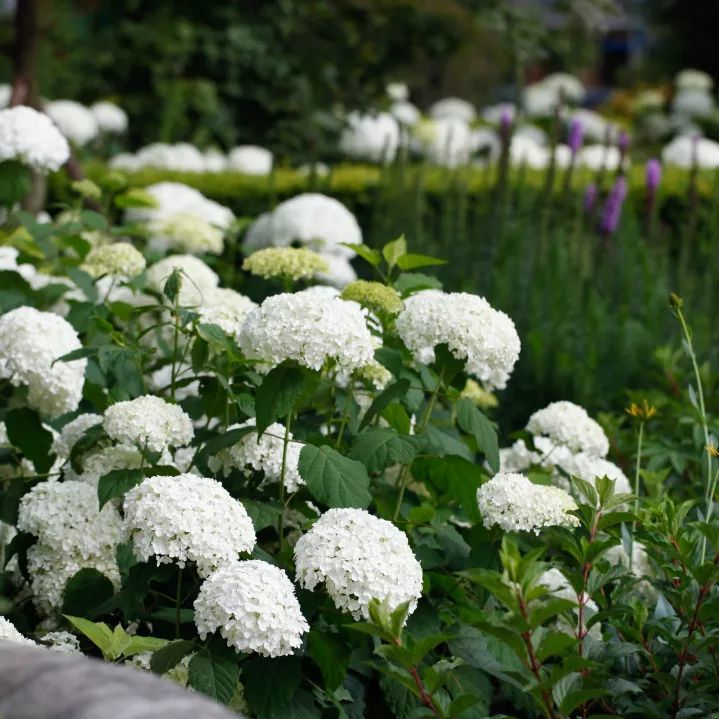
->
[[278, 411, 293, 551], [175, 565, 182, 639], [629, 419, 645, 571]]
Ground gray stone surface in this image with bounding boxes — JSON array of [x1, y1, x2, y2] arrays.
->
[[0, 644, 242, 719]]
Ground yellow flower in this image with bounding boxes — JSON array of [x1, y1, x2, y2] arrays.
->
[[625, 399, 657, 421]]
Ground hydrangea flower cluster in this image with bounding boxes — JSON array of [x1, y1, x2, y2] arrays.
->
[[396, 290, 521, 390], [0, 306, 87, 418], [51, 413, 103, 459], [0, 106, 70, 172], [243, 247, 329, 281], [0, 617, 35, 646], [123, 474, 256, 577], [149, 212, 225, 255], [527, 402, 610, 456], [103, 395, 194, 453], [209, 421, 303, 492], [476, 472, 580, 534], [90, 101, 128, 134], [45, 99, 99, 145], [194, 560, 308, 657], [196, 288, 257, 339], [80, 242, 147, 280], [18, 480, 124, 613], [340, 280, 403, 316], [146, 254, 219, 306], [67, 444, 143, 487], [239, 289, 376, 372], [41, 631, 82, 655], [294, 508, 423, 620], [125, 181, 235, 231], [227, 145, 273, 175], [339, 111, 400, 162]]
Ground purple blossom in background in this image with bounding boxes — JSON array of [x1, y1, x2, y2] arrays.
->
[[568, 119, 584, 154], [500, 108, 512, 141], [618, 130, 630, 154], [583, 183, 597, 213], [646, 158, 661, 193], [600, 176, 628, 236]]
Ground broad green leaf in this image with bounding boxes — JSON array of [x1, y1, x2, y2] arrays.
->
[[150, 639, 196, 675], [80, 210, 109, 231], [0, 160, 32, 206], [62, 568, 115, 618], [456, 398, 500, 473], [359, 378, 410, 431], [299, 444, 371, 508], [97, 468, 144, 509], [163, 269, 181, 303], [242, 656, 302, 719], [393, 272, 443, 296], [308, 631, 351, 691], [256, 364, 316, 435], [342, 243, 381, 267], [64, 615, 114, 656], [349, 428, 420, 473], [124, 634, 170, 657], [242, 499, 282, 531], [382, 235, 407, 269], [396, 253, 447, 271], [188, 637, 240, 705], [4, 407, 55, 474]]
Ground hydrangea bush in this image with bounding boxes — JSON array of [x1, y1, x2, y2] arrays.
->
[[0, 149, 718, 718]]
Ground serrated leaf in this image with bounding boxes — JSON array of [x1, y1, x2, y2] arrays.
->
[[299, 444, 371, 508], [62, 568, 115, 618], [150, 639, 196, 675], [308, 631, 351, 691], [188, 637, 240, 705], [342, 243, 381, 267], [382, 235, 407, 269], [396, 253, 447, 270], [97, 468, 144, 509], [456, 398, 499, 472], [256, 364, 316, 435], [359, 378, 410, 431], [349, 428, 420, 473], [4, 407, 55, 474]]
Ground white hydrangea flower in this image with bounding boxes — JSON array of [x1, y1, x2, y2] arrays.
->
[[0, 617, 35, 646], [149, 212, 225, 255], [194, 560, 308, 657], [111, 143, 206, 173], [103, 395, 194, 453], [204, 148, 227, 172], [239, 289, 375, 372], [557, 453, 631, 495], [41, 630, 82, 654], [0, 306, 87, 418], [538, 567, 600, 639], [67, 444, 142, 487], [253, 193, 363, 260], [429, 97, 476, 124], [45, 100, 99, 145], [196, 287, 257, 339], [542, 73, 586, 103], [125, 181, 235, 230], [396, 290, 520, 391], [294, 508, 423, 620], [481, 102, 516, 125], [526, 401, 609, 457], [146, 254, 219, 306], [209, 420, 303, 492], [243, 247, 329, 281], [386, 82, 409, 102], [147, 364, 199, 402], [0, 106, 70, 172], [18, 480, 124, 554], [577, 145, 624, 172], [675, 68, 713, 92], [663, 135, 719, 170], [340, 111, 400, 162], [390, 101, 421, 127], [81, 242, 146, 280], [227, 145, 273, 175], [476, 472, 580, 534], [52, 413, 103, 459], [415, 118, 474, 167], [90, 101, 128, 134], [27, 542, 121, 615], [123, 473, 256, 577]]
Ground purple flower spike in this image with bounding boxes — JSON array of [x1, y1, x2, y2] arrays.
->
[[500, 108, 513, 140], [646, 158, 661, 193], [600, 176, 628, 236], [583, 183, 597, 213], [617, 130, 630, 153], [568, 118, 584, 154]]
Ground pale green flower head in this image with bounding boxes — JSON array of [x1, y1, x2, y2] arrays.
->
[[243, 247, 328, 282], [341, 280, 402, 316], [80, 241, 146, 280]]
